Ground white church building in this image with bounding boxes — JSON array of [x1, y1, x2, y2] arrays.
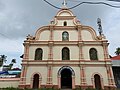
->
[[0, 4, 116, 90]]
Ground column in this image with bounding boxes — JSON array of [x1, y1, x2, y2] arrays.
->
[[72, 76, 75, 89], [47, 66, 53, 85], [102, 41, 109, 60], [106, 66, 116, 86], [19, 65, 28, 88], [19, 42, 29, 88], [80, 66, 86, 86], [48, 26, 54, 60], [77, 25, 82, 41], [58, 76, 61, 89], [79, 43, 84, 60], [77, 25, 84, 60]]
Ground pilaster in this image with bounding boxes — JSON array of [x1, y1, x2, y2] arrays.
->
[[47, 65, 53, 86], [80, 65, 87, 86], [102, 41, 109, 60], [106, 65, 115, 86]]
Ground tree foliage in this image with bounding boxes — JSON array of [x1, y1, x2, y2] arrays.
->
[[0, 55, 7, 67], [115, 47, 120, 55]]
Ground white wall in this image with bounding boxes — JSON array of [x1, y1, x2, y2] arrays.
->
[[53, 46, 79, 60], [0, 78, 19, 88], [82, 46, 104, 60], [26, 66, 47, 85], [29, 46, 49, 60], [53, 30, 78, 41], [85, 67, 108, 85]]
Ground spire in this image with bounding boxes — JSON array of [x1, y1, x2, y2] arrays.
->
[[62, 0, 67, 8]]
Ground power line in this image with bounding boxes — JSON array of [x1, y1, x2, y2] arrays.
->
[[43, 0, 61, 9], [0, 33, 9, 39], [67, 0, 120, 2], [43, 0, 120, 9], [69, 1, 120, 9], [107, 0, 120, 2]]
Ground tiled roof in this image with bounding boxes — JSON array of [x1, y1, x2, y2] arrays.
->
[[111, 55, 120, 60]]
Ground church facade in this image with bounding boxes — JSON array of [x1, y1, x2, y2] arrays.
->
[[18, 8, 116, 89]]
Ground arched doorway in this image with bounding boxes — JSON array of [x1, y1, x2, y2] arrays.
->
[[58, 66, 75, 89], [61, 68, 72, 89], [94, 74, 102, 90], [33, 74, 39, 89]]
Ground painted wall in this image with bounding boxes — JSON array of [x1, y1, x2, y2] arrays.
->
[[53, 46, 79, 60], [26, 66, 47, 85], [0, 78, 19, 88], [29, 46, 49, 60]]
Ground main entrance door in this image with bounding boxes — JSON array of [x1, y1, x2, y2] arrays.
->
[[61, 68, 72, 89]]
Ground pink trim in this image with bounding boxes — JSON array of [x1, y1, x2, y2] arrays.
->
[[58, 76, 61, 89], [72, 76, 75, 89], [0, 78, 20, 81], [47, 66, 52, 84], [56, 9, 74, 16], [80, 66, 86, 85]]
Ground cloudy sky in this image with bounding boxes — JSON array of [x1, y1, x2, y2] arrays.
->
[[0, 0, 120, 68]]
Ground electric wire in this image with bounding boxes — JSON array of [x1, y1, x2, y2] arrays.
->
[[43, 0, 61, 9], [107, 0, 120, 2], [69, 1, 120, 9], [43, 0, 120, 9], [0, 33, 9, 39]]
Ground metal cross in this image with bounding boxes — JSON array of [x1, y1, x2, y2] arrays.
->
[[62, 0, 67, 6]]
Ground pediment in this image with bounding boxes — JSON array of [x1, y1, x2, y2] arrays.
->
[[56, 9, 74, 17]]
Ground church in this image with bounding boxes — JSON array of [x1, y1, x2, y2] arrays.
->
[[0, 2, 116, 90]]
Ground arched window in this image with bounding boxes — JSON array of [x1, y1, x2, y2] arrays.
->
[[89, 48, 98, 60], [63, 21, 67, 26], [62, 31, 69, 41], [62, 47, 70, 60], [35, 48, 43, 60]]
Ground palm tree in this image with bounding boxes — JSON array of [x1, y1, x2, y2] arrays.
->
[[0, 55, 7, 67], [115, 47, 120, 55], [9, 59, 16, 70]]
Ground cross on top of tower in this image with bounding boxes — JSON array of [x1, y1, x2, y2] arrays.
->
[[62, 0, 67, 7]]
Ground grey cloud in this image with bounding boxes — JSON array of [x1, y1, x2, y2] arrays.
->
[[0, 1, 5, 11], [0, 0, 118, 39]]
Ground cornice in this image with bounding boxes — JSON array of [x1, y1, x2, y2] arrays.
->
[[55, 16, 76, 20], [21, 60, 112, 66], [23, 40, 107, 46]]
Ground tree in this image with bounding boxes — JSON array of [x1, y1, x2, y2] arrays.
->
[[115, 47, 120, 55], [0, 55, 7, 67], [9, 59, 16, 70], [2, 58, 16, 71]]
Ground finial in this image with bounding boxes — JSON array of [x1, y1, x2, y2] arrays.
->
[[97, 18, 103, 36], [62, 0, 67, 7]]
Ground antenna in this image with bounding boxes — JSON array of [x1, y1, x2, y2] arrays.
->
[[97, 18, 103, 36]]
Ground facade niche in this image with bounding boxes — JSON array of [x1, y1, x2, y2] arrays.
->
[[35, 48, 43, 60], [62, 47, 70, 60], [62, 31, 69, 41], [89, 48, 98, 60]]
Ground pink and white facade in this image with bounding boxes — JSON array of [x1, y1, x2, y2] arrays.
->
[[0, 7, 116, 90]]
